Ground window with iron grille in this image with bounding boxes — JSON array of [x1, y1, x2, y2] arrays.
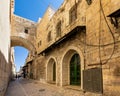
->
[[56, 21, 61, 37], [69, 5, 77, 24], [47, 31, 52, 42]]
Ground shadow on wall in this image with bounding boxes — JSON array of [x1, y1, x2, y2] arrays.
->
[[0, 50, 11, 96]]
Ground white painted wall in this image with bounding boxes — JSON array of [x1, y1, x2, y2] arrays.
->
[[0, 0, 10, 62], [0, 0, 10, 95]]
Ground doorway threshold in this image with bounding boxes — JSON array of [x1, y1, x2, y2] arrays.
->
[[64, 85, 82, 91]]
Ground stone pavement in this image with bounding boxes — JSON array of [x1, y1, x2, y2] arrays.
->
[[5, 78, 102, 96]]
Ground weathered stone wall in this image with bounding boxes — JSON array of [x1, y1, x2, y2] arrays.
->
[[86, 0, 120, 95], [30, 0, 120, 95], [35, 56, 46, 82], [36, 7, 55, 53], [36, 0, 86, 54], [11, 14, 36, 51], [0, 0, 11, 96], [36, 29, 85, 86]]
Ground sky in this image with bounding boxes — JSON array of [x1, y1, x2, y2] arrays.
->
[[14, 47, 29, 72], [14, 0, 64, 72], [14, 0, 64, 22]]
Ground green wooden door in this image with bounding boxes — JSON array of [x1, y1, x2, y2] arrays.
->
[[70, 54, 81, 85]]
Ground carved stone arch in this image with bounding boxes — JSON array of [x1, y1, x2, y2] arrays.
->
[[46, 56, 57, 84], [11, 36, 36, 55], [61, 46, 84, 89]]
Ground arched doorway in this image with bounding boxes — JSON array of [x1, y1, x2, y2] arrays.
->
[[70, 53, 81, 85], [47, 58, 56, 84], [62, 48, 84, 87]]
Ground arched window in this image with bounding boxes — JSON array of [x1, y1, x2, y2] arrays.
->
[[69, 5, 77, 24], [56, 21, 61, 37], [47, 31, 52, 42]]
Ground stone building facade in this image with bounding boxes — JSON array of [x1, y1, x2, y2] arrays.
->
[[11, 47, 16, 78], [85, 0, 120, 95], [0, 0, 118, 95], [21, 0, 120, 95]]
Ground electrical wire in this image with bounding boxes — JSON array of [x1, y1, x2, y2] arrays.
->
[[81, 0, 116, 66], [99, 0, 115, 65], [99, 0, 102, 66], [39, 0, 116, 66], [79, 39, 120, 47]]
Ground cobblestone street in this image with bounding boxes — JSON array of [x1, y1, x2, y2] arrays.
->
[[5, 78, 85, 96]]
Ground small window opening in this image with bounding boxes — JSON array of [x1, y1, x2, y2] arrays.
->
[[24, 28, 29, 34]]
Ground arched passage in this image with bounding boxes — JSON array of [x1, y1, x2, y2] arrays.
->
[[11, 36, 36, 56], [61, 46, 84, 88], [11, 34, 36, 79], [11, 36, 36, 51], [47, 58, 56, 84]]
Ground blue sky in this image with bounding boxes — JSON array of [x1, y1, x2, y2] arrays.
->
[[14, 0, 64, 72], [14, 47, 29, 72], [14, 0, 64, 22]]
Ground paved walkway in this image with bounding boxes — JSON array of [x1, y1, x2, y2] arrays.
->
[[5, 78, 82, 96], [5, 78, 102, 96]]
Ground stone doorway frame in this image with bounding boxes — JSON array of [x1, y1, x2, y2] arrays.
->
[[46, 57, 57, 84], [61, 46, 84, 89]]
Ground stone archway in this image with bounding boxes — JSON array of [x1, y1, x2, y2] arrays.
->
[[47, 58, 57, 84], [11, 36, 36, 55], [11, 14, 36, 55], [61, 46, 84, 89]]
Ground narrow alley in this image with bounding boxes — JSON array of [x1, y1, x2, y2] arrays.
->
[[5, 78, 85, 96], [1, 0, 120, 96]]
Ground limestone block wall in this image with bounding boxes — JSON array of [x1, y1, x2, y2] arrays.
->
[[11, 14, 36, 56], [86, 0, 120, 95], [32, 0, 120, 95], [34, 55, 46, 82], [11, 14, 36, 45], [36, 7, 55, 53], [36, 0, 86, 54], [35, 29, 85, 87], [0, 0, 11, 96]]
